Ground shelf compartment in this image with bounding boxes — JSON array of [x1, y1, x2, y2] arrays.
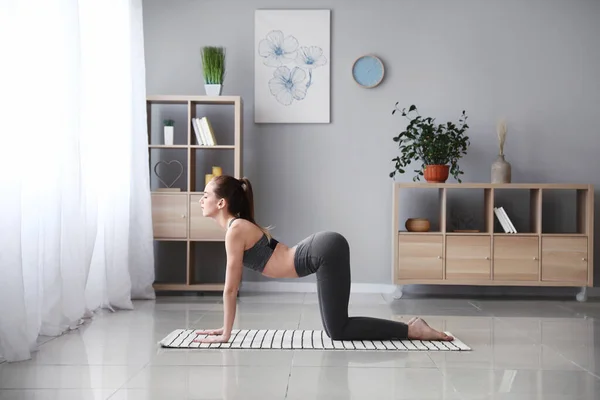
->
[[191, 149, 236, 192], [393, 186, 445, 234], [493, 236, 539, 281], [149, 148, 188, 192], [151, 193, 188, 239], [189, 194, 226, 241], [397, 235, 443, 280], [147, 100, 189, 146], [445, 235, 492, 281], [191, 101, 237, 147], [153, 240, 187, 285], [541, 188, 591, 234], [190, 241, 227, 285], [541, 236, 588, 283], [492, 188, 541, 234], [445, 188, 493, 234]]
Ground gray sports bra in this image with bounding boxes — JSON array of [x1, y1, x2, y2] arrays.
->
[[229, 217, 279, 273]]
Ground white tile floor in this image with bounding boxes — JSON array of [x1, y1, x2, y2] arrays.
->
[[1, 292, 600, 399]]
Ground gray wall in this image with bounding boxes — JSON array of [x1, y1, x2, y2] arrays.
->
[[143, 0, 600, 295]]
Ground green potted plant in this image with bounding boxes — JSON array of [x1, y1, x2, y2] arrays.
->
[[389, 104, 470, 183], [201, 46, 226, 96]]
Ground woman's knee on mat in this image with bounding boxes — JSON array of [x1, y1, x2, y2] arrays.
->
[[326, 325, 348, 341]]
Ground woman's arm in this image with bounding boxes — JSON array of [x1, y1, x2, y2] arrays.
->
[[195, 225, 244, 343], [222, 226, 244, 336]]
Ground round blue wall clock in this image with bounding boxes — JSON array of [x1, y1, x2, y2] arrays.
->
[[352, 55, 385, 88]]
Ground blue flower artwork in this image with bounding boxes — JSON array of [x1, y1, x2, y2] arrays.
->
[[258, 30, 328, 106], [255, 9, 330, 124]]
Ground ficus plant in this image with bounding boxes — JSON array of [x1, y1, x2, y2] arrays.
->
[[389, 104, 470, 183]]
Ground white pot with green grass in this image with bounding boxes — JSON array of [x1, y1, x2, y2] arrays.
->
[[201, 46, 225, 96], [205, 84, 222, 96], [163, 119, 174, 145]]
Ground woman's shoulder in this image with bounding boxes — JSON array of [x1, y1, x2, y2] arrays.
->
[[229, 217, 254, 231], [227, 218, 265, 244]]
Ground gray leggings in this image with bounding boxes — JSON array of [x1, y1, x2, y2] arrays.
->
[[294, 231, 409, 340]]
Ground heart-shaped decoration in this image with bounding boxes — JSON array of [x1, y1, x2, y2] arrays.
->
[[154, 160, 184, 188]]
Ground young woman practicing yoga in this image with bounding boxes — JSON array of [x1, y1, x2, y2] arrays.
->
[[194, 175, 454, 344]]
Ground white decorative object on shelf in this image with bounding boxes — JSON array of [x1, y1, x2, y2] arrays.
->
[[204, 84, 222, 96], [163, 126, 174, 145], [201, 46, 225, 96], [153, 160, 183, 188], [491, 119, 512, 183], [163, 119, 174, 145]]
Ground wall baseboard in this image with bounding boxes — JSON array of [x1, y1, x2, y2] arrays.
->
[[240, 281, 396, 294], [240, 281, 600, 298]]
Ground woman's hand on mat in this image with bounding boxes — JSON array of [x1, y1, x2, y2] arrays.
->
[[195, 327, 224, 336], [193, 334, 231, 343]]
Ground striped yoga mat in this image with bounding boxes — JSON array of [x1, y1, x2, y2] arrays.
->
[[159, 329, 471, 351]]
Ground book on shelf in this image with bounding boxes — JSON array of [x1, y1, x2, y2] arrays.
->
[[191, 116, 217, 146], [494, 206, 517, 233]]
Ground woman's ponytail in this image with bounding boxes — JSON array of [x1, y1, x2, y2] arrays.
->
[[238, 177, 255, 223]]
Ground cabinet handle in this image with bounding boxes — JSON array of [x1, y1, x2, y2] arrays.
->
[[533, 257, 538, 260], [181, 214, 186, 218], [582, 258, 587, 261], [437, 256, 442, 259], [485, 256, 490, 260]]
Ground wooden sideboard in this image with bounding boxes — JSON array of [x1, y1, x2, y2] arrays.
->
[[391, 183, 594, 301]]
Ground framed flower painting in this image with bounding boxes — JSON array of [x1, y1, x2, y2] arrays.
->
[[254, 9, 331, 123]]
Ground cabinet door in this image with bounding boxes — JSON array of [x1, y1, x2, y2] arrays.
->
[[446, 236, 491, 281], [189, 195, 226, 240], [542, 237, 588, 283], [493, 236, 539, 281], [151, 194, 188, 239], [397, 235, 443, 280]]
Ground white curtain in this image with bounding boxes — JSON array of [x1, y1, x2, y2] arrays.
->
[[0, 0, 155, 363]]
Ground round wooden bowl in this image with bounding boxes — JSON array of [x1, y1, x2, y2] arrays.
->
[[405, 218, 430, 232]]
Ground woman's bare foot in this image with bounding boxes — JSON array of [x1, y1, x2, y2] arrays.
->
[[407, 317, 454, 341]]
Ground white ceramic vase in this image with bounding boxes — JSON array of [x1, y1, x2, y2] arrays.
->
[[205, 84, 222, 96], [163, 126, 174, 145]]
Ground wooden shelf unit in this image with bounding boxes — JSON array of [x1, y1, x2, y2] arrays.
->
[[147, 95, 243, 292], [392, 183, 594, 292]]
